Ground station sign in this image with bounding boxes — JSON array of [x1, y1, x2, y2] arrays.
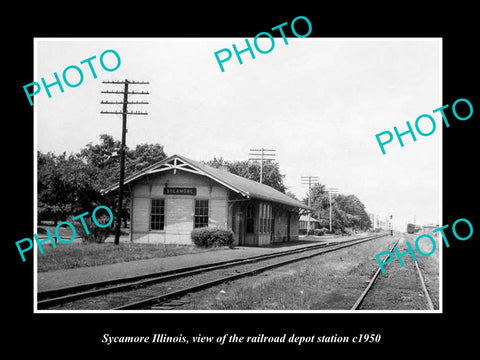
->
[[163, 187, 197, 195]]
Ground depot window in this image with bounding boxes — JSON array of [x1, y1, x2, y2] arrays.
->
[[194, 199, 209, 228], [150, 198, 165, 230]]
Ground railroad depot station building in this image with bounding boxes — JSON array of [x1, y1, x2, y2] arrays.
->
[[103, 154, 312, 246]]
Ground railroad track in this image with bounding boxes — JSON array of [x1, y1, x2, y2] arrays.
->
[[350, 234, 435, 311], [38, 233, 388, 310], [115, 233, 389, 310]]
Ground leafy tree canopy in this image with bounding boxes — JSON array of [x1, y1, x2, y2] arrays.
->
[[302, 183, 371, 233], [38, 134, 167, 223], [205, 157, 287, 193]]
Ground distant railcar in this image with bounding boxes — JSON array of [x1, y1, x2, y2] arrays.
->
[[407, 223, 416, 234]]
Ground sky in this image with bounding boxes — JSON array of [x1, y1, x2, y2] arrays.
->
[[35, 38, 441, 230]]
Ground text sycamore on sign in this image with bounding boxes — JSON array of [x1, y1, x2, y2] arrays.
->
[[163, 187, 197, 196]]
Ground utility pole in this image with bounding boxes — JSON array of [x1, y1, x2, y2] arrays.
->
[[100, 79, 149, 245], [301, 176, 319, 233], [249, 148, 276, 184], [325, 187, 339, 233], [390, 214, 394, 236], [389, 208, 394, 236]]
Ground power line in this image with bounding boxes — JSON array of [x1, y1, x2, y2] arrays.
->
[[248, 148, 276, 184], [102, 80, 149, 84], [325, 187, 339, 233], [100, 110, 149, 115], [100, 79, 149, 245], [101, 101, 149, 105], [101, 90, 150, 95], [301, 176, 319, 232]]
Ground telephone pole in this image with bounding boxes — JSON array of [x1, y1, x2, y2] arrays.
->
[[301, 176, 319, 233], [390, 214, 394, 236], [325, 187, 339, 233], [101, 79, 149, 245], [249, 148, 276, 184]]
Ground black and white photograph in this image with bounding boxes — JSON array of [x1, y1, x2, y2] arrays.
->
[[6, 6, 478, 355], [32, 37, 442, 313]]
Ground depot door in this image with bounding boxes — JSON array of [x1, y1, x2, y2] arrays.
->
[[287, 211, 291, 241], [238, 210, 245, 245]]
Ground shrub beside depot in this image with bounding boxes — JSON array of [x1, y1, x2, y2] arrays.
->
[[191, 227, 234, 248], [74, 216, 111, 243]]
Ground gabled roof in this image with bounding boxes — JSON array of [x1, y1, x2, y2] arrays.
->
[[102, 154, 311, 210], [300, 215, 320, 222]]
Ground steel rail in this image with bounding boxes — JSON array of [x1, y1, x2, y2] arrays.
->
[[38, 233, 387, 309], [38, 240, 334, 308], [350, 235, 435, 311], [114, 233, 389, 310], [414, 260, 435, 310], [350, 237, 400, 310]]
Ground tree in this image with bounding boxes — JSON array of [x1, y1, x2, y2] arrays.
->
[[205, 158, 287, 193], [38, 134, 167, 225], [333, 194, 371, 230], [302, 184, 371, 233], [285, 190, 299, 200], [79, 134, 167, 227], [37, 151, 102, 224], [303, 183, 329, 210], [261, 162, 287, 193], [126, 142, 167, 174], [302, 183, 330, 223], [79, 134, 121, 191], [79, 134, 167, 190], [205, 157, 229, 169]]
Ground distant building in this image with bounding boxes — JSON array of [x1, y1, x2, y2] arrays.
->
[[370, 213, 388, 230], [299, 215, 321, 231], [103, 154, 312, 246]]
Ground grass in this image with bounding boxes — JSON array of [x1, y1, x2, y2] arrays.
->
[[209, 267, 325, 310], [36, 223, 229, 272], [185, 263, 358, 310], [183, 233, 401, 310], [37, 242, 223, 273]]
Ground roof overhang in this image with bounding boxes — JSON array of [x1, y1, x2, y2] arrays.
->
[[101, 155, 249, 197], [101, 154, 312, 211]]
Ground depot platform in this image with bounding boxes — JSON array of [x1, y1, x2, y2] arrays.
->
[[36, 235, 344, 293]]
